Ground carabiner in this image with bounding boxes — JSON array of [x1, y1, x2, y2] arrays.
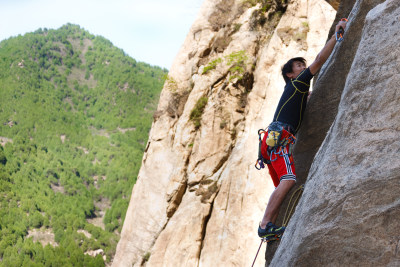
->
[[336, 18, 348, 42]]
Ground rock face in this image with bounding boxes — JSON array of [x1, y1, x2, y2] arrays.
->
[[266, 1, 386, 260], [271, 0, 400, 266], [112, 0, 336, 266]]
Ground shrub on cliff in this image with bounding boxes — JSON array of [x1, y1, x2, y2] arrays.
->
[[190, 97, 208, 129]]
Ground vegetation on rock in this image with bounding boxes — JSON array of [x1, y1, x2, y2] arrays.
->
[[226, 50, 248, 81], [190, 97, 208, 129], [202, 51, 249, 82], [202, 58, 222, 74]]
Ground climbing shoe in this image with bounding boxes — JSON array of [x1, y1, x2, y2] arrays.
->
[[258, 222, 285, 240]]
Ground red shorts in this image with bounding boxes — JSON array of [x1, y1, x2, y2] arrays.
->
[[266, 145, 296, 187]]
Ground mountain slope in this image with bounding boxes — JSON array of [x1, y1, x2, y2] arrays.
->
[[0, 24, 167, 266]]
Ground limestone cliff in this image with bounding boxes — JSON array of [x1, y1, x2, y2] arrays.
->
[[112, 0, 336, 266]]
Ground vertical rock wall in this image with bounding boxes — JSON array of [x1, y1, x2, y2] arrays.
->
[[270, 0, 400, 265], [112, 0, 335, 266], [266, 1, 384, 261]]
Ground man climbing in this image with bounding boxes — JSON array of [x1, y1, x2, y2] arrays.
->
[[258, 19, 347, 240]]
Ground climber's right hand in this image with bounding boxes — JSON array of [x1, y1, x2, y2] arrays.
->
[[335, 19, 347, 33]]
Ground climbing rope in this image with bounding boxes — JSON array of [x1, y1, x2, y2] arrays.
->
[[251, 239, 265, 267], [282, 184, 304, 227], [251, 185, 304, 266]]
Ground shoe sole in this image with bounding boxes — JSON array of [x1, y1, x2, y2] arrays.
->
[[258, 230, 284, 238], [261, 234, 282, 243]]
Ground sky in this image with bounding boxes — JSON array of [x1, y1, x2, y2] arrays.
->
[[0, 0, 204, 69]]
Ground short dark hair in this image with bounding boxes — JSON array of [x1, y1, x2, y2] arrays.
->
[[281, 57, 306, 83]]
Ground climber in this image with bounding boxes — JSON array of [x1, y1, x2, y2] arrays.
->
[[257, 19, 347, 240]]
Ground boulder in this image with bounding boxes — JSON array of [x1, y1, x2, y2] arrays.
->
[[270, 0, 400, 266]]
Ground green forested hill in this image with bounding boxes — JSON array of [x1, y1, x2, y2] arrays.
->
[[0, 23, 167, 266]]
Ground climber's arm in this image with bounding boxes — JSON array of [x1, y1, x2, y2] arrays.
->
[[309, 20, 347, 75]]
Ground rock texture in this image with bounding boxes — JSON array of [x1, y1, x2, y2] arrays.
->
[[112, 0, 335, 266], [271, 0, 400, 266], [266, 0, 381, 260]]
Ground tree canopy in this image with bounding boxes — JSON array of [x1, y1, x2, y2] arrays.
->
[[0, 23, 167, 265]]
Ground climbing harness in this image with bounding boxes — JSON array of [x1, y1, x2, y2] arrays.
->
[[255, 122, 296, 170], [335, 18, 348, 42]]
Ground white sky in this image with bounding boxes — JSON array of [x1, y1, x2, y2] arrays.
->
[[0, 0, 204, 69]]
